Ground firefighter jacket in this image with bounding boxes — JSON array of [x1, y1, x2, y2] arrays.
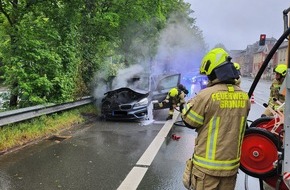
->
[[181, 80, 251, 177], [268, 79, 285, 109]]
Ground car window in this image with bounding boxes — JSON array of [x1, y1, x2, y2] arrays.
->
[[157, 75, 180, 89], [151, 73, 181, 103]]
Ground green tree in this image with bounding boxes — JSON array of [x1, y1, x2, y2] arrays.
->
[[0, 1, 77, 107], [0, 0, 206, 109]]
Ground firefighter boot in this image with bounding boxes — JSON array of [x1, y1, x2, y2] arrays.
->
[[166, 115, 173, 120]]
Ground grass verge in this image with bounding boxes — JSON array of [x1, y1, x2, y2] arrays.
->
[[0, 104, 98, 153]]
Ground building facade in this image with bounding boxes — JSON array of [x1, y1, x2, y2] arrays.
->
[[231, 37, 288, 80]]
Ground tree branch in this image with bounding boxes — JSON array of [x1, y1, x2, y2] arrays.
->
[[0, 0, 13, 26]]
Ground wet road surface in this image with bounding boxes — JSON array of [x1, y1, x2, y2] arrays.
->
[[0, 77, 273, 190], [0, 119, 166, 190]]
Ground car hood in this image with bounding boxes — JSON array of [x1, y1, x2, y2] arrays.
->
[[104, 87, 149, 96], [102, 87, 149, 105]]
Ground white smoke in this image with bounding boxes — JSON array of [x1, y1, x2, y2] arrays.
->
[[92, 70, 110, 100], [111, 64, 144, 89], [92, 64, 146, 107], [92, 13, 207, 106], [152, 13, 206, 76]]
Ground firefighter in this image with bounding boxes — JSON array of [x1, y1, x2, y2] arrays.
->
[[181, 48, 251, 190], [261, 63, 287, 117], [162, 85, 187, 120], [234, 62, 241, 86], [234, 62, 241, 75], [177, 84, 189, 111]]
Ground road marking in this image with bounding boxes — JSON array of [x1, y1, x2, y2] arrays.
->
[[117, 167, 148, 190], [117, 112, 180, 190], [153, 121, 166, 124]]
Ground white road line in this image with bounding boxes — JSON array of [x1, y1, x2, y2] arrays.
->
[[117, 112, 180, 190], [153, 121, 166, 124], [117, 167, 148, 190]]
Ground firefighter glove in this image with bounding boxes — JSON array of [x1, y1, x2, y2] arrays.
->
[[163, 99, 169, 103]]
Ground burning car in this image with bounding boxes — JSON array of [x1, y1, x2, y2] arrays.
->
[[100, 73, 181, 120]]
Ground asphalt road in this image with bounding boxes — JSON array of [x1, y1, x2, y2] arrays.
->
[[0, 77, 276, 190]]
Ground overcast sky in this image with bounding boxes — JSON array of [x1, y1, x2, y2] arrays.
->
[[185, 0, 290, 50]]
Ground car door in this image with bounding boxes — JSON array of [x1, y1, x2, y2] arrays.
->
[[150, 73, 181, 104]]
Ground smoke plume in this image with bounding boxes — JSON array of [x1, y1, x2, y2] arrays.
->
[[92, 13, 207, 105]]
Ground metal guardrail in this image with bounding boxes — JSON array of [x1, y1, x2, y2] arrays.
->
[[0, 96, 93, 127]]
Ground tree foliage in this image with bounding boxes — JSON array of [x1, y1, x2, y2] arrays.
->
[[0, 0, 206, 109]]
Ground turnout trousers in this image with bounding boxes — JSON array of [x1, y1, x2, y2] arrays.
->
[[190, 166, 237, 190]]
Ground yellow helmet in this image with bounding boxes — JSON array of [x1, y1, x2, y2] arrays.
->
[[274, 64, 287, 76], [169, 88, 178, 97], [234, 62, 240, 70], [200, 48, 229, 75]]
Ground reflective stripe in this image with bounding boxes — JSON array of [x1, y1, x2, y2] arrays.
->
[[237, 117, 246, 157], [182, 103, 191, 114], [182, 103, 204, 125], [206, 117, 220, 160], [194, 116, 245, 171], [186, 110, 204, 125], [182, 103, 190, 115], [193, 155, 240, 170], [227, 84, 234, 92]]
